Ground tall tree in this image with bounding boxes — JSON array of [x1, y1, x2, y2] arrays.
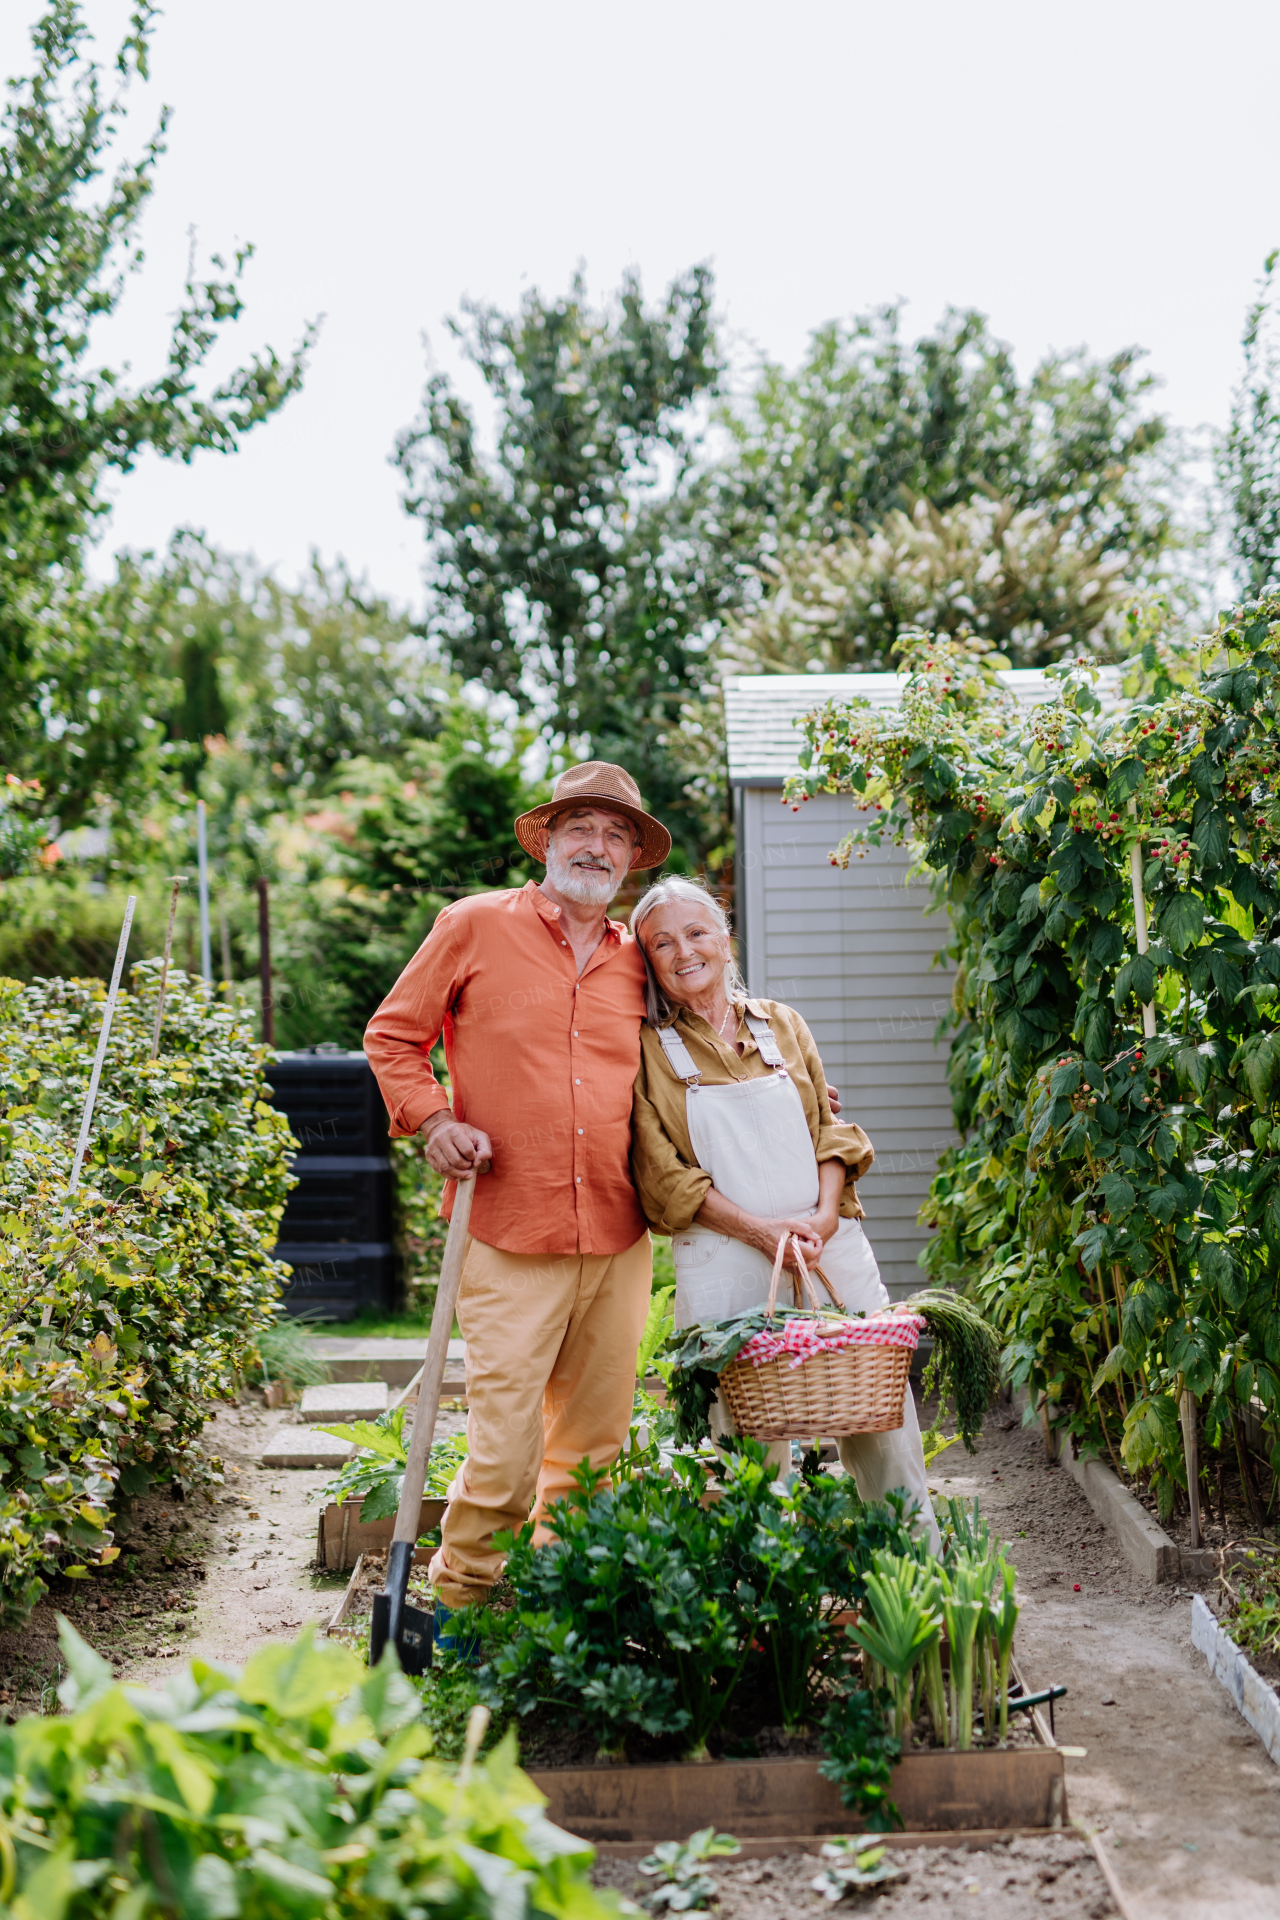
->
[[706, 304, 1172, 586], [1222, 250, 1280, 597], [395, 267, 721, 860], [0, 2, 313, 824]]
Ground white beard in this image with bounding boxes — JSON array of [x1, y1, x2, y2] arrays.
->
[[545, 843, 623, 906]]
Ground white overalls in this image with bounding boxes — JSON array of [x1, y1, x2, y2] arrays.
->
[[657, 1013, 941, 1552]]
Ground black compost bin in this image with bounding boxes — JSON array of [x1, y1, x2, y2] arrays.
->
[[263, 1047, 395, 1321]]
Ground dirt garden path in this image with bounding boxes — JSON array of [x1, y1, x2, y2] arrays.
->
[[1, 1396, 1276, 1917], [936, 1410, 1280, 1919]]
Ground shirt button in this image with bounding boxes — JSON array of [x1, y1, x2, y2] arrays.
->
[[575, 1078, 581, 1085], [573, 1030, 579, 1036], [561, 940, 568, 946], [577, 1127, 584, 1135], [576, 1176, 582, 1184]]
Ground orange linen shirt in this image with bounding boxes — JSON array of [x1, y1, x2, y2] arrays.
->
[[362, 882, 649, 1257]]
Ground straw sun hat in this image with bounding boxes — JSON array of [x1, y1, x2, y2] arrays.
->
[[514, 761, 672, 872]]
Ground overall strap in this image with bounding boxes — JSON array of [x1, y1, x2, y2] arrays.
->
[[656, 1022, 702, 1086], [743, 1011, 787, 1071]]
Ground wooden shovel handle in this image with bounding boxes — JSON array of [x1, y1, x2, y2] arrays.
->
[[390, 1161, 488, 1546]]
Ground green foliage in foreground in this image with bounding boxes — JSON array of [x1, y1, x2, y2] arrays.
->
[[0, 969, 292, 1616], [0, 1619, 618, 1919], [470, 1449, 923, 1756], [788, 601, 1280, 1515]]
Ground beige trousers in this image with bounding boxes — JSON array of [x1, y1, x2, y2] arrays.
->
[[427, 1231, 652, 1607]]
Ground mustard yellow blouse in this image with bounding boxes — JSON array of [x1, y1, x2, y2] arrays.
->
[[629, 997, 874, 1237]]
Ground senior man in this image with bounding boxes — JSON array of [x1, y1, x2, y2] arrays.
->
[[363, 761, 671, 1614]]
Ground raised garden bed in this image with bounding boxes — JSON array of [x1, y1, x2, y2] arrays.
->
[[1192, 1594, 1280, 1765], [529, 1744, 1065, 1847], [315, 1496, 446, 1570]]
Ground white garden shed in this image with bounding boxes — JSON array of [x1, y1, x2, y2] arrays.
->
[[723, 668, 1088, 1302]]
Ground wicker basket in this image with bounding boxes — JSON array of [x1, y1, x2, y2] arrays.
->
[[719, 1234, 920, 1442]]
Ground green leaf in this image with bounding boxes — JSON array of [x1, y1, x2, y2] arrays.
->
[[1098, 1173, 1136, 1220], [1105, 757, 1144, 808], [1158, 892, 1205, 955], [55, 1616, 115, 1712], [239, 1629, 363, 1719], [1090, 923, 1124, 966], [184, 1855, 241, 1920], [1115, 954, 1157, 1007], [1095, 1345, 1127, 1385]]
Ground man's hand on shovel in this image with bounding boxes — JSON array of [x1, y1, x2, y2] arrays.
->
[[420, 1111, 492, 1179]]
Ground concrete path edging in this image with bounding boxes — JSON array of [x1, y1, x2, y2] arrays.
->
[[1064, 1437, 1222, 1585], [1191, 1593, 1280, 1765]]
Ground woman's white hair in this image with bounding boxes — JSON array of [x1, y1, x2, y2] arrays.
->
[[630, 877, 748, 1027]]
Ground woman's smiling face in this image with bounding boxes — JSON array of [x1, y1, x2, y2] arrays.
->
[[638, 901, 732, 1007]]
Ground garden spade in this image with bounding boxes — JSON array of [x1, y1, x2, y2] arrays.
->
[[370, 1158, 488, 1674]]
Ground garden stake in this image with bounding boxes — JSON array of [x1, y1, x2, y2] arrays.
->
[[150, 876, 187, 1059], [1130, 832, 1208, 1542], [370, 1158, 488, 1674], [1127, 830, 1157, 1042], [196, 799, 212, 985], [1180, 1383, 1203, 1549], [219, 900, 233, 998], [257, 877, 274, 1045], [43, 895, 136, 1324]]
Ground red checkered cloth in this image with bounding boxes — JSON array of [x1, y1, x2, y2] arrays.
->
[[741, 1311, 926, 1371]]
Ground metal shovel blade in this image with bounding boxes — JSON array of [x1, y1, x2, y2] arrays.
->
[[370, 1592, 434, 1675]]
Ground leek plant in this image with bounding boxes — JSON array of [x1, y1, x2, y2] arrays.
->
[[844, 1538, 1021, 1755], [847, 1554, 941, 1739], [990, 1559, 1020, 1743]]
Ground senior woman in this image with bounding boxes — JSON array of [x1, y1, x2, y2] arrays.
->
[[629, 876, 939, 1551]]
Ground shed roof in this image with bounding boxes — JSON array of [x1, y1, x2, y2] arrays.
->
[[723, 667, 1122, 785]]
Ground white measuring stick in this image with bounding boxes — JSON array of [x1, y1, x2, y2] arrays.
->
[[43, 895, 136, 1327], [1128, 843, 1157, 1041], [196, 800, 212, 987], [64, 895, 136, 1215], [150, 876, 185, 1059]]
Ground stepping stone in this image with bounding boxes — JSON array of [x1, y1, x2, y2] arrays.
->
[[299, 1381, 389, 1423], [307, 1336, 465, 1386], [261, 1425, 356, 1470]]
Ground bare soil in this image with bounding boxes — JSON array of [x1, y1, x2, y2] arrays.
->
[[592, 1831, 1115, 1918], [931, 1402, 1280, 1920]]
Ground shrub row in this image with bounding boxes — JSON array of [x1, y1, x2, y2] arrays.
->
[[0, 966, 293, 1617]]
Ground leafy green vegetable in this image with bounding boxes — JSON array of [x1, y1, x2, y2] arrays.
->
[[818, 1687, 904, 1833], [471, 1450, 921, 1757], [638, 1828, 740, 1913], [0, 1616, 620, 1918], [810, 1840, 910, 1900], [314, 1409, 468, 1521]]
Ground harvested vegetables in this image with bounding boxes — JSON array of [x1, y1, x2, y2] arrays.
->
[[663, 1286, 999, 1451]]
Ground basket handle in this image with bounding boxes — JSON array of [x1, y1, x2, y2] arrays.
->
[[809, 1260, 847, 1311], [766, 1233, 788, 1322], [788, 1236, 824, 1313]]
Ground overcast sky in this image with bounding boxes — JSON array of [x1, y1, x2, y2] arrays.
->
[[5, 0, 1280, 609]]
